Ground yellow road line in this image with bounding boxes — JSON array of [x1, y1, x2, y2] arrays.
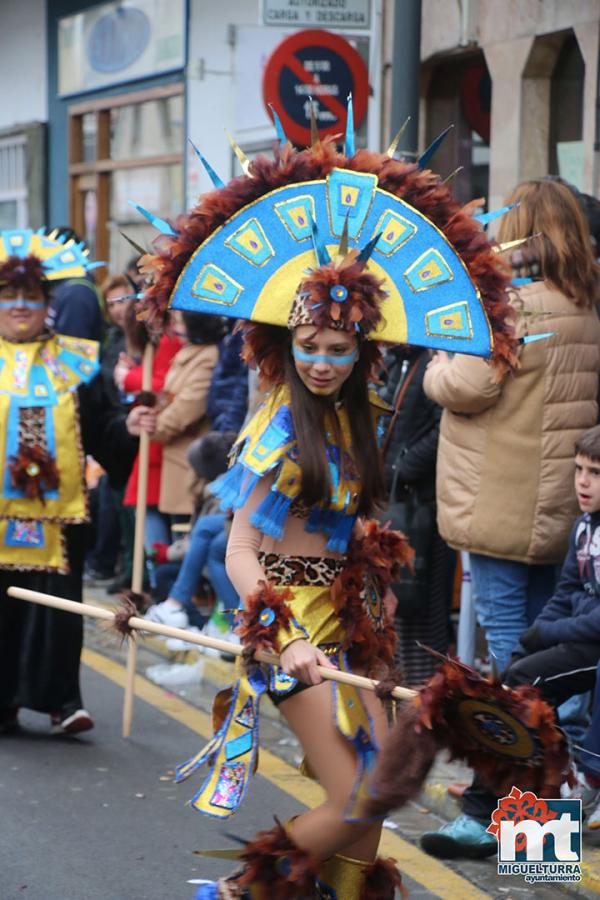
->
[[82, 647, 490, 900]]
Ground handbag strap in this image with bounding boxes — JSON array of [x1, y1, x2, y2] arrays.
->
[[381, 353, 424, 457]]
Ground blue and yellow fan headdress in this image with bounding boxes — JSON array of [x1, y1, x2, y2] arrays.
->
[[0, 228, 99, 291], [135, 104, 518, 372]]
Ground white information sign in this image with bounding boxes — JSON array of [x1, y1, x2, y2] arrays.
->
[[262, 0, 371, 30]]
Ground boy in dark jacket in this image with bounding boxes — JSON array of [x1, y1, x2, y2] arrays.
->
[[421, 424, 600, 859]]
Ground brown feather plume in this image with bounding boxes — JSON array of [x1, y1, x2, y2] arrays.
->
[[8, 444, 59, 501], [237, 818, 317, 900], [363, 655, 573, 819]]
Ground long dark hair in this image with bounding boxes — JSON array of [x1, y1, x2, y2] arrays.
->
[[281, 334, 385, 516]]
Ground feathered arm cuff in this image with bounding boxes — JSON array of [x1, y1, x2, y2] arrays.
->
[[237, 580, 308, 653], [347, 519, 415, 590]]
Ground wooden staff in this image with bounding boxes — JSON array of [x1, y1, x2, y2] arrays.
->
[[123, 341, 154, 737], [7, 586, 418, 702]]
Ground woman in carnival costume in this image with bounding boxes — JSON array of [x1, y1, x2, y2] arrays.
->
[[0, 231, 136, 735], [133, 108, 518, 898]]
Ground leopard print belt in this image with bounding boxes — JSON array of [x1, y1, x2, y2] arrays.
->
[[257, 552, 344, 587]]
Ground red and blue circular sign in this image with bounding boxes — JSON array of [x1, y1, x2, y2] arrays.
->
[[263, 29, 369, 147]]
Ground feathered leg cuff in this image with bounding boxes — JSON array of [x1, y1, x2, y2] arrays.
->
[[237, 580, 308, 654]]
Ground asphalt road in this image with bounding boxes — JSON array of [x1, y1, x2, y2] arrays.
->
[[0, 663, 434, 900]]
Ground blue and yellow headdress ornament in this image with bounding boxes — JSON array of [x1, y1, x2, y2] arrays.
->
[[136, 102, 518, 373], [0, 228, 99, 295]]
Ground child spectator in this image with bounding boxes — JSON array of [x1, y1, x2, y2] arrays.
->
[[421, 424, 600, 859]]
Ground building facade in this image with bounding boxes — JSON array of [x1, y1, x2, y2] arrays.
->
[[1, 1, 599, 273]]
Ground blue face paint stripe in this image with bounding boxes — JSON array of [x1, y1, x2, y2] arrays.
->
[[292, 346, 358, 367], [0, 299, 45, 310]]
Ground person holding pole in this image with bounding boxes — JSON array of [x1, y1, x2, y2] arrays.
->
[[0, 229, 136, 736], [124, 105, 520, 898]]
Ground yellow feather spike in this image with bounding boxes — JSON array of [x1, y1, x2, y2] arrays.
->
[[224, 129, 251, 177], [493, 234, 541, 254], [310, 99, 320, 149], [193, 848, 241, 860], [386, 116, 411, 158], [443, 166, 463, 185]]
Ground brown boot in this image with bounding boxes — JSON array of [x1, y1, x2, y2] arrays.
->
[[316, 852, 405, 899]]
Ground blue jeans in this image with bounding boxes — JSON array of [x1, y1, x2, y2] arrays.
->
[[579, 659, 600, 777], [169, 515, 238, 627], [207, 529, 239, 626], [469, 553, 557, 673]]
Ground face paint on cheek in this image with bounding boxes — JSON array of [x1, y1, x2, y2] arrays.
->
[[0, 299, 45, 310], [292, 346, 358, 367]]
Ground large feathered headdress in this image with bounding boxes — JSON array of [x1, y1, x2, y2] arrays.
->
[[132, 101, 520, 373]]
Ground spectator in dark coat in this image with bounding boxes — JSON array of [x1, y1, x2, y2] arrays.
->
[[45, 228, 105, 342], [207, 324, 248, 434], [379, 345, 453, 685]]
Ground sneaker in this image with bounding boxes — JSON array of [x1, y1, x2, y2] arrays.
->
[[0, 707, 19, 735], [146, 660, 204, 687], [420, 814, 497, 859], [83, 566, 114, 584], [144, 601, 190, 630], [586, 796, 600, 830], [50, 709, 94, 736]]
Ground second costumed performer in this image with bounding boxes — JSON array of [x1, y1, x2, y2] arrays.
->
[[135, 112, 516, 898]]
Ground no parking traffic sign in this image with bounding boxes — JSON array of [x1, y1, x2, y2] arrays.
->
[[262, 29, 368, 146]]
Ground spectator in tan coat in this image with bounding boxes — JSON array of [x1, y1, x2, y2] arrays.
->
[[127, 311, 224, 542], [424, 179, 600, 674]]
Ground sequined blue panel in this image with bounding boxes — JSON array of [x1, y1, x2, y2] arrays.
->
[[209, 762, 246, 810], [235, 698, 255, 728], [5, 520, 44, 547]]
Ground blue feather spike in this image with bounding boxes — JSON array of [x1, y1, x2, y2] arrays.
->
[[474, 203, 519, 226], [128, 201, 177, 236], [356, 231, 383, 266], [250, 490, 292, 540], [188, 140, 225, 188], [268, 104, 288, 144], [310, 216, 332, 267], [520, 331, 555, 345], [325, 514, 355, 553], [345, 93, 355, 157], [418, 125, 454, 169]]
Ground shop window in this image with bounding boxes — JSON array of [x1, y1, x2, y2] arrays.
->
[[0, 134, 27, 229], [68, 83, 183, 276]]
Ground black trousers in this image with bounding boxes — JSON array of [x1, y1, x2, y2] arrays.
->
[[0, 526, 86, 717], [463, 640, 600, 824]]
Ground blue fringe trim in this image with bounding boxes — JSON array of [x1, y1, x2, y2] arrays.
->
[[194, 882, 219, 899], [213, 462, 260, 512], [250, 488, 293, 540], [325, 513, 355, 553]]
